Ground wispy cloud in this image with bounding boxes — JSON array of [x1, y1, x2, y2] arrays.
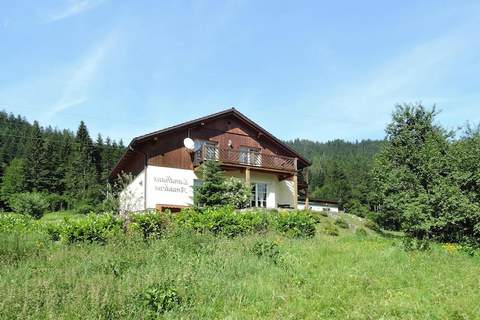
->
[[306, 18, 480, 139], [46, 0, 105, 22], [44, 29, 118, 119]]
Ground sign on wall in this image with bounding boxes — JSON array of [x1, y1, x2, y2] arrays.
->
[[147, 166, 197, 208]]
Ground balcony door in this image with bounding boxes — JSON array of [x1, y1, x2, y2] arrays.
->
[[251, 183, 267, 208], [194, 140, 219, 161], [239, 147, 261, 166]]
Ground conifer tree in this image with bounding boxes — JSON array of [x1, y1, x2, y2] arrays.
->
[[65, 121, 98, 204], [194, 160, 228, 207], [24, 121, 50, 192]]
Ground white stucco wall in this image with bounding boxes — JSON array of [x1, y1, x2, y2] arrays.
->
[[146, 166, 199, 208], [225, 170, 295, 209], [121, 166, 297, 210], [119, 168, 146, 212]]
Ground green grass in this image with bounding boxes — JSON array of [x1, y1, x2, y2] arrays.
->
[[0, 213, 479, 319], [40, 210, 85, 224]]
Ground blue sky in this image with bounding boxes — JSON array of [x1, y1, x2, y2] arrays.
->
[[1, 1, 480, 143]]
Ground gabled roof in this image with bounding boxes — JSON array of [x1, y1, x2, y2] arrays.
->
[[110, 108, 311, 178]]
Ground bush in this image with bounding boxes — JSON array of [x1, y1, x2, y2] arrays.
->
[[9, 193, 49, 219], [45, 194, 69, 212], [323, 223, 339, 236], [0, 213, 35, 233], [59, 214, 123, 244], [346, 199, 371, 218], [306, 211, 323, 224], [251, 239, 280, 264], [365, 219, 381, 233], [223, 177, 251, 209], [274, 211, 316, 238], [130, 211, 170, 240], [401, 237, 431, 252], [355, 227, 368, 237], [319, 211, 329, 217], [334, 217, 349, 229], [137, 282, 183, 315], [73, 203, 96, 215], [175, 207, 269, 237]]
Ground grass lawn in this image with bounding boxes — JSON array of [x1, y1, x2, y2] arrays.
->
[[0, 213, 479, 319]]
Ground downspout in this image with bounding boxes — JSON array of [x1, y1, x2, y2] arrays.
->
[[130, 146, 148, 210]]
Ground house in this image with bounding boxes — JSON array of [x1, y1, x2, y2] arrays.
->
[[110, 108, 311, 212]]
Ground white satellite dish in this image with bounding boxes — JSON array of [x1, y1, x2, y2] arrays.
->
[[183, 137, 195, 151]]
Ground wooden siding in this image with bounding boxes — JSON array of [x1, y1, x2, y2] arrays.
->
[[144, 115, 293, 170]]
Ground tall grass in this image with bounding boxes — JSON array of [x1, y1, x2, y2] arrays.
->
[[0, 224, 479, 319]]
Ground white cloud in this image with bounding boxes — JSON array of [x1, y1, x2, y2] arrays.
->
[[308, 19, 480, 138], [44, 30, 117, 119], [46, 0, 106, 22]]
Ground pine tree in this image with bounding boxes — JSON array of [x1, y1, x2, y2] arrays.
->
[[65, 121, 98, 204], [24, 121, 50, 192], [194, 160, 228, 207], [94, 134, 104, 183]]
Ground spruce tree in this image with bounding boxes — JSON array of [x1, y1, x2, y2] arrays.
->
[[24, 121, 50, 192], [194, 160, 228, 207], [65, 121, 98, 204]]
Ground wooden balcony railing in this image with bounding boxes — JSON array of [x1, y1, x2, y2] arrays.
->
[[193, 145, 296, 172]]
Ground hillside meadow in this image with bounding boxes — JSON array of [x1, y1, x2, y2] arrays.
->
[[0, 210, 479, 319]]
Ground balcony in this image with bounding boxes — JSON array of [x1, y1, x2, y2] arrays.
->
[[193, 144, 297, 172]]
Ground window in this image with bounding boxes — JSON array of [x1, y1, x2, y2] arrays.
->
[[239, 147, 261, 166], [250, 183, 267, 208], [194, 140, 219, 161]]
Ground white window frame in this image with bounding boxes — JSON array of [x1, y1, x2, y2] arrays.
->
[[250, 183, 267, 208], [239, 147, 262, 166]]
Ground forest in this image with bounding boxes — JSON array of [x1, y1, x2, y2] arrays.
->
[[287, 138, 382, 208], [0, 110, 125, 212]]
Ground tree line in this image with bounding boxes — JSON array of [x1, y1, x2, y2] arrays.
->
[[287, 138, 383, 209], [0, 110, 125, 211]]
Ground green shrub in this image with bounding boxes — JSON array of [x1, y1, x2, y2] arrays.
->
[[355, 227, 368, 237], [346, 199, 371, 218], [175, 207, 269, 237], [130, 211, 170, 240], [73, 203, 96, 215], [45, 193, 69, 212], [9, 193, 49, 219], [223, 177, 251, 209], [459, 243, 477, 257], [0, 213, 35, 233], [334, 217, 349, 229], [274, 211, 316, 238], [306, 211, 323, 224], [323, 223, 339, 236], [365, 219, 381, 233], [137, 282, 183, 315], [319, 211, 329, 217], [59, 214, 122, 244], [251, 239, 280, 264], [401, 237, 431, 252], [43, 223, 62, 241]]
